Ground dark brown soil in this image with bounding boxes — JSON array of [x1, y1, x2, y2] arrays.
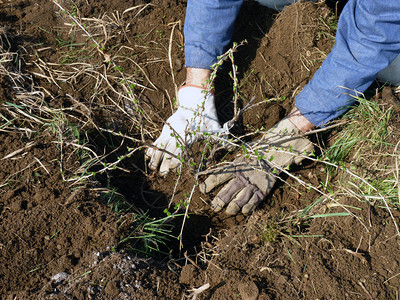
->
[[1, 0, 400, 299]]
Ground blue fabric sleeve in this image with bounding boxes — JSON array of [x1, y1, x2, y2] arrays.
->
[[295, 0, 400, 126], [184, 0, 244, 69]]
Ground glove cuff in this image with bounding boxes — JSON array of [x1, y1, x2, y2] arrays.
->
[[178, 85, 214, 109], [259, 117, 314, 167]]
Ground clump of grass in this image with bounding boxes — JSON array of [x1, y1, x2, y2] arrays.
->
[[324, 95, 397, 207], [325, 96, 393, 170], [287, 93, 400, 237], [118, 212, 178, 257], [318, 10, 338, 40]]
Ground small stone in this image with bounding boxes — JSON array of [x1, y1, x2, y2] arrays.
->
[[175, 58, 183, 70], [237, 281, 259, 300], [105, 280, 119, 297], [179, 264, 196, 285], [51, 272, 69, 283], [134, 280, 140, 289], [277, 275, 289, 285]]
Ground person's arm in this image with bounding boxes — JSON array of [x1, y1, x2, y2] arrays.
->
[[185, 68, 211, 87], [147, 0, 244, 175], [295, 0, 400, 127], [287, 107, 315, 133]]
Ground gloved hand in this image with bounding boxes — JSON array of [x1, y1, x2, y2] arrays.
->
[[146, 85, 224, 176], [199, 117, 313, 215]]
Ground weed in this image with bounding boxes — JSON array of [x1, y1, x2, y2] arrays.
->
[[325, 96, 392, 170], [101, 187, 131, 213], [318, 12, 338, 40], [118, 212, 178, 256], [259, 218, 280, 243], [323, 95, 397, 207]]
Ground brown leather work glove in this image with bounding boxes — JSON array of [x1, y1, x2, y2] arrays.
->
[[199, 117, 314, 215]]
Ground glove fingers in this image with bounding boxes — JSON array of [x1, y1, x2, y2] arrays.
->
[[145, 146, 154, 161], [242, 190, 265, 215], [199, 166, 236, 194], [225, 185, 257, 216], [148, 148, 164, 171], [210, 177, 245, 212], [160, 156, 181, 176], [147, 134, 168, 170], [159, 142, 181, 176]]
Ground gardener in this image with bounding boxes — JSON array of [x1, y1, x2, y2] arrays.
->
[[146, 0, 400, 215]]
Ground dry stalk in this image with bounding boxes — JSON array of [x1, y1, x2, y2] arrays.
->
[[122, 3, 154, 20], [1, 142, 36, 160], [186, 283, 210, 300], [168, 21, 181, 97], [0, 160, 37, 188], [394, 140, 400, 204]]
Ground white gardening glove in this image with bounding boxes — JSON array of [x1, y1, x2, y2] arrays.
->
[[199, 118, 314, 215], [146, 85, 224, 176]]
